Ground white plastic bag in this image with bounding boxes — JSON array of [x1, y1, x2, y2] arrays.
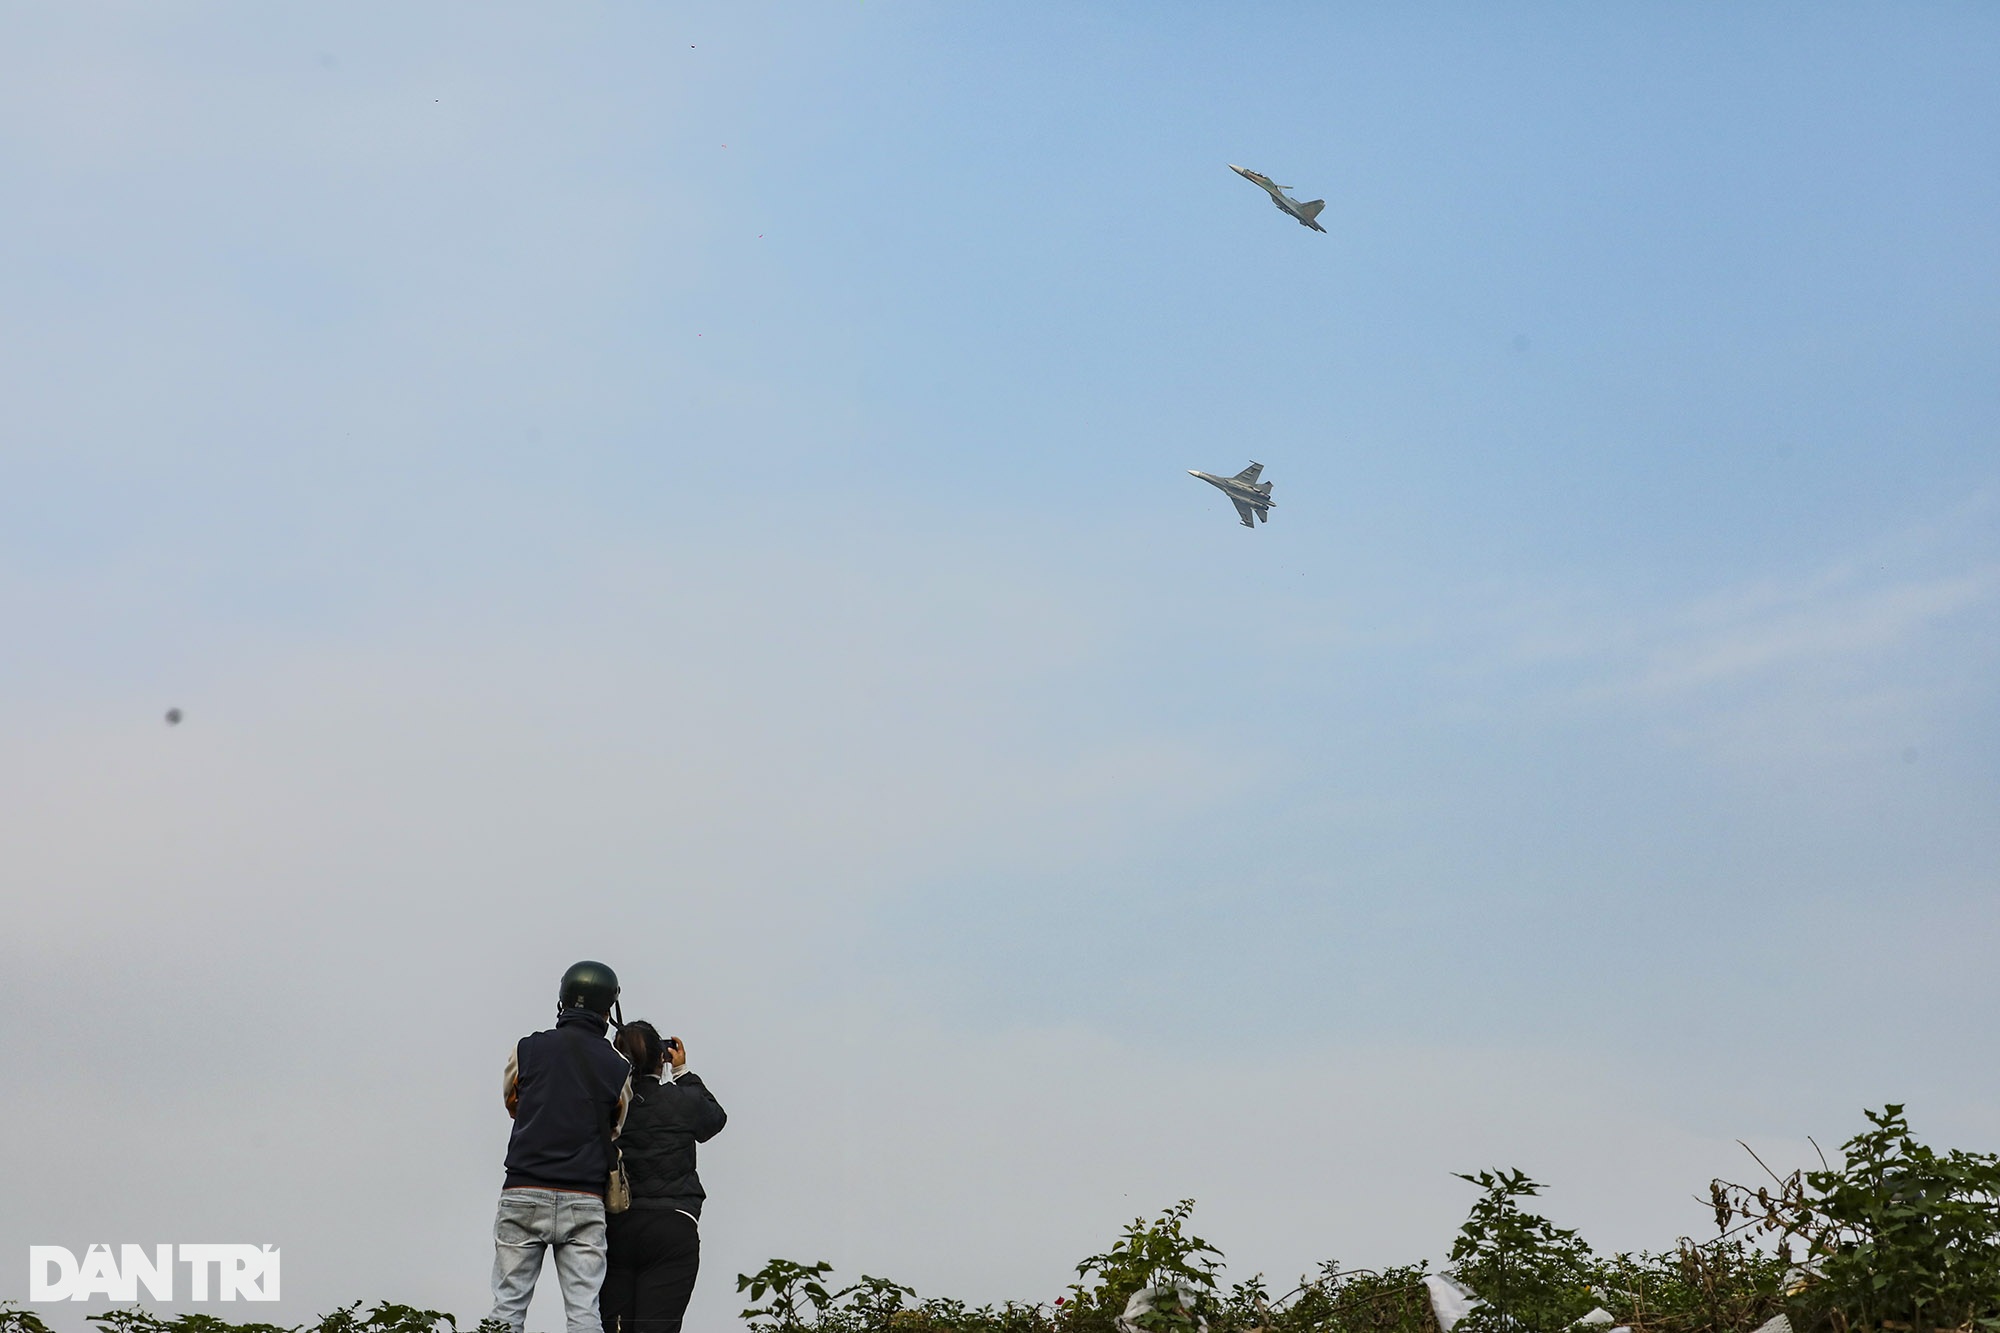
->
[[1424, 1275, 1484, 1333], [1116, 1283, 1209, 1333]]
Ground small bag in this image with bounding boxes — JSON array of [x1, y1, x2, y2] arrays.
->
[[561, 1030, 631, 1213], [605, 1145, 631, 1214]]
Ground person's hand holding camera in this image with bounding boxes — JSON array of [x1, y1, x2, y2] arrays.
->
[[665, 1036, 686, 1072]]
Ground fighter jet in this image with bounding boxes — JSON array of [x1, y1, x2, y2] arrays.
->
[[1189, 462, 1275, 528], [1228, 164, 1326, 233]]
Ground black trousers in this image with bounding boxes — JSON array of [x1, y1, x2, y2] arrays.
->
[[600, 1208, 700, 1333]]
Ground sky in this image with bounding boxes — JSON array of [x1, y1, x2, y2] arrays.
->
[[2, 3, 1998, 1330]]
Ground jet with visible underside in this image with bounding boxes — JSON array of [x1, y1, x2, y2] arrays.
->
[[1229, 164, 1326, 232], [1189, 462, 1275, 528]]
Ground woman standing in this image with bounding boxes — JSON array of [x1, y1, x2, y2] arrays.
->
[[601, 1021, 728, 1333]]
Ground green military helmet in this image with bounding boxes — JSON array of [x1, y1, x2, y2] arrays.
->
[[559, 960, 621, 1016]]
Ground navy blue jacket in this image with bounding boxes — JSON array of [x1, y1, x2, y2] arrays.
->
[[502, 1009, 632, 1194]]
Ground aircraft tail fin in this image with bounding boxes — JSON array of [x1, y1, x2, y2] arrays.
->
[[1298, 199, 1326, 220]]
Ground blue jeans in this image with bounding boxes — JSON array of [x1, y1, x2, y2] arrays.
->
[[490, 1188, 609, 1333]]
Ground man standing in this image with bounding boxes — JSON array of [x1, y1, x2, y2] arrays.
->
[[491, 961, 634, 1333]]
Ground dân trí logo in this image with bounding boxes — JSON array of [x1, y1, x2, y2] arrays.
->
[[28, 1245, 281, 1302]]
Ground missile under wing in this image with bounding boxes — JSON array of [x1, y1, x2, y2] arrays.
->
[[1228, 164, 1326, 233], [1189, 461, 1275, 528]]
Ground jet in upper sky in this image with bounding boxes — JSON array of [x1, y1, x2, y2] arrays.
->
[[1189, 462, 1275, 528], [1228, 164, 1326, 233]]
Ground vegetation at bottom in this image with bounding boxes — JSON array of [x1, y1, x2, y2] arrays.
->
[[0, 1305, 461, 1333], [733, 1105, 1997, 1333], [5, 1106, 1994, 1333]]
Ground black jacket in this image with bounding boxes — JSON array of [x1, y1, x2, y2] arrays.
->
[[502, 1009, 632, 1194], [618, 1071, 727, 1216]]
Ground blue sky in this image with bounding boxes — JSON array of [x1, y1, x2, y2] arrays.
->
[[3, 4, 1997, 1329]]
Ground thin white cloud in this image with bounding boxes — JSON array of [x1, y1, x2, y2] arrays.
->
[[1620, 567, 1997, 699], [1426, 502, 2000, 776]]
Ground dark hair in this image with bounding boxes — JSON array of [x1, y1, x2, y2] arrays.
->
[[615, 1020, 664, 1075]]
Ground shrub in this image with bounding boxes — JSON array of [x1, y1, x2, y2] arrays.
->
[[1237, 1262, 1439, 1333], [1062, 1199, 1223, 1333], [1595, 1242, 1789, 1333], [0, 1304, 460, 1333], [1715, 1104, 2000, 1333], [1446, 1169, 1601, 1333], [1, 1306, 58, 1333]]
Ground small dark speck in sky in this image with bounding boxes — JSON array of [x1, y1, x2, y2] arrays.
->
[[165, 708, 183, 726]]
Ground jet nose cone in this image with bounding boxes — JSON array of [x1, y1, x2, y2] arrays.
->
[[1188, 469, 1201, 477]]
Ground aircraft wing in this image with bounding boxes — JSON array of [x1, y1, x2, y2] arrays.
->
[[1233, 462, 1264, 483], [1231, 497, 1258, 527]]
